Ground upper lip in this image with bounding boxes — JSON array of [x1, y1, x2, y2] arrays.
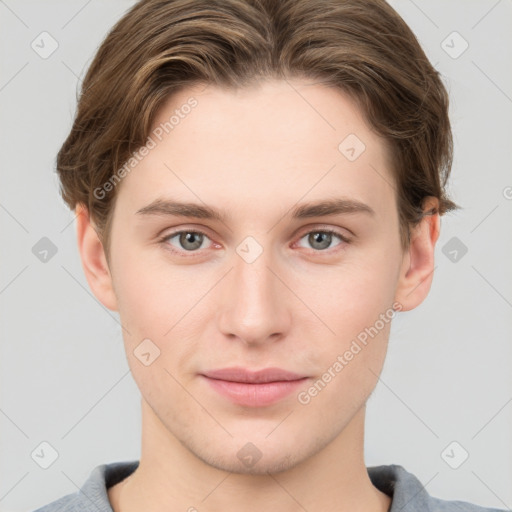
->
[[202, 367, 306, 384]]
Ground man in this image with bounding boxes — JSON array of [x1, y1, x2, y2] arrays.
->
[[34, 0, 506, 510]]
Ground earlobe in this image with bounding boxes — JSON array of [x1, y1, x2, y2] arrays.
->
[[75, 203, 118, 311], [394, 197, 440, 312]]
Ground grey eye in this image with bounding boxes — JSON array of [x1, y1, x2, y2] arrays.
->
[[298, 231, 344, 251], [168, 231, 208, 251]]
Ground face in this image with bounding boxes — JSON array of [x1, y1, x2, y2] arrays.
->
[[94, 79, 410, 474]]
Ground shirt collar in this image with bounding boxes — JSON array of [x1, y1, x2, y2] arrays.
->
[[80, 460, 430, 512]]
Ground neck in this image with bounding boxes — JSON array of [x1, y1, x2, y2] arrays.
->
[[109, 400, 390, 512]]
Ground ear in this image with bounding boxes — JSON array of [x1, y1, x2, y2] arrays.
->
[[75, 203, 118, 311], [394, 196, 440, 312]]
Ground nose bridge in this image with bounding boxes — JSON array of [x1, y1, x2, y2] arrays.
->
[[235, 243, 273, 302], [217, 235, 289, 344]]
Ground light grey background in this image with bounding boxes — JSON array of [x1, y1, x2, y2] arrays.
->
[[1, 1, 511, 511]]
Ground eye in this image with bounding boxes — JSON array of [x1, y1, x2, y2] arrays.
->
[[296, 229, 350, 252], [160, 230, 213, 254]]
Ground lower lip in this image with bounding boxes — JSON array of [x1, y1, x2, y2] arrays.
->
[[201, 376, 308, 407]]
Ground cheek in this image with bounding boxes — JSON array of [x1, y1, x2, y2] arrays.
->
[[110, 253, 195, 403], [299, 280, 394, 417], [111, 248, 208, 370], [111, 247, 185, 334], [302, 253, 399, 339], [295, 244, 400, 399]]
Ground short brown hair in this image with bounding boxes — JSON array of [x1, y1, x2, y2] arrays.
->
[[57, 0, 458, 259]]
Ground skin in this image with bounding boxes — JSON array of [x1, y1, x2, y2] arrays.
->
[[76, 78, 440, 512]]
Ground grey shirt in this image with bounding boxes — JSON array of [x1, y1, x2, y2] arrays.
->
[[33, 461, 506, 512]]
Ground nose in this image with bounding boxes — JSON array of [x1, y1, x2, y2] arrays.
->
[[217, 239, 292, 346]]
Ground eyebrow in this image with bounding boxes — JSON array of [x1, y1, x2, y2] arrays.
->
[[135, 197, 375, 222]]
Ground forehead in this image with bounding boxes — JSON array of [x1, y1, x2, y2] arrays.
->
[[115, 79, 396, 221]]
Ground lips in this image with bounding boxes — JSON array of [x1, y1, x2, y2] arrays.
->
[[202, 367, 305, 383], [200, 367, 308, 407]]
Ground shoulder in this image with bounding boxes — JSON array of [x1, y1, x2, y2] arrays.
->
[[367, 464, 506, 512], [32, 460, 139, 512]]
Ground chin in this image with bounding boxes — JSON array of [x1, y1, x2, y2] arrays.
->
[[196, 446, 303, 475], [181, 426, 333, 477]]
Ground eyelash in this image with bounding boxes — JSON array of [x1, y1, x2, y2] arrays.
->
[[158, 227, 351, 258]]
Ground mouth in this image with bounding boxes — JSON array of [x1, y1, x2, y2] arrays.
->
[[200, 367, 309, 407]]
